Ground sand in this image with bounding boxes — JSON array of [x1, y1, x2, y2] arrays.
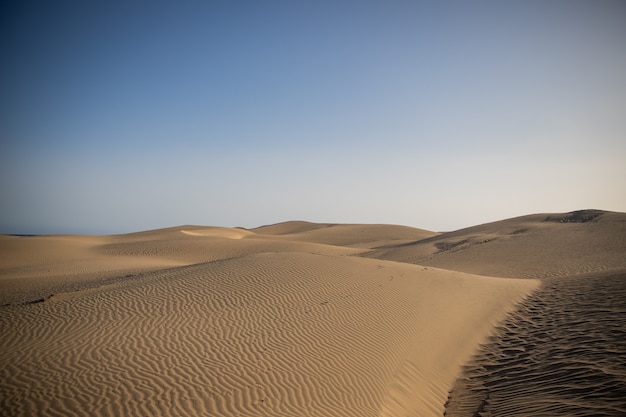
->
[[1, 210, 624, 416], [444, 270, 626, 417], [365, 210, 626, 278]]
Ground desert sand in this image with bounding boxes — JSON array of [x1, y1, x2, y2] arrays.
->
[[1, 210, 624, 416], [444, 270, 626, 417]]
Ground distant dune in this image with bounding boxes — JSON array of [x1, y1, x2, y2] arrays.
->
[[364, 209, 626, 278], [1, 210, 624, 416], [251, 221, 437, 248]]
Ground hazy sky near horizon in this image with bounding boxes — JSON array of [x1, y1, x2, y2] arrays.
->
[[1, 0, 625, 234]]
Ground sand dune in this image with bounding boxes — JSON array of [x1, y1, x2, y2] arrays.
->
[[251, 221, 437, 248], [180, 227, 253, 239], [364, 210, 626, 278], [0, 253, 535, 417], [0, 234, 185, 306], [1, 211, 623, 416], [0, 226, 362, 306]]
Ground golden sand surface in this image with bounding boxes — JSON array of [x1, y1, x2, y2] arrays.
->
[[1, 210, 624, 416], [365, 210, 626, 278]]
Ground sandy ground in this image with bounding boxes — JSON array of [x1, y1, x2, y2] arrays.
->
[[1, 210, 623, 416], [444, 270, 626, 417]]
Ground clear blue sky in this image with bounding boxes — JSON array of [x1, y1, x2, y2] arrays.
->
[[1, 0, 625, 234]]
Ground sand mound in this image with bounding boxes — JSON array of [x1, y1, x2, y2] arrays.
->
[[0, 222, 434, 305], [0, 227, 361, 306], [252, 222, 437, 249], [251, 220, 329, 235], [0, 234, 184, 306], [0, 250, 536, 417], [180, 227, 252, 239], [365, 210, 626, 278]]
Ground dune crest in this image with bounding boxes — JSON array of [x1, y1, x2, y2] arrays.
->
[[180, 227, 252, 239]]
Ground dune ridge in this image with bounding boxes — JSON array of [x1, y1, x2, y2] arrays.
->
[[251, 221, 438, 248]]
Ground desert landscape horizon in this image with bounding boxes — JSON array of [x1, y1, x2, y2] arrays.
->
[[1, 208, 624, 416]]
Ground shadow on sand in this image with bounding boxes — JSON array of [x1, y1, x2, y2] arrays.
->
[[444, 270, 626, 417]]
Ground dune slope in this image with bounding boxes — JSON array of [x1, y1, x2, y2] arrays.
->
[[251, 221, 438, 248], [0, 222, 538, 417], [0, 227, 360, 306], [445, 270, 626, 417], [364, 210, 626, 278]]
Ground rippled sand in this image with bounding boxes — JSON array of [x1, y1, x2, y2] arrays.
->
[[1, 211, 624, 416], [0, 223, 535, 417], [444, 270, 626, 417]]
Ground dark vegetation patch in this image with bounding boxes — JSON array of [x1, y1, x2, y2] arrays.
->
[[435, 239, 469, 252], [544, 209, 605, 223]]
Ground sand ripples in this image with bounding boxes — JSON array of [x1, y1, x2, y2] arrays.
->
[[0, 253, 429, 416], [444, 270, 626, 417], [0, 251, 536, 416]]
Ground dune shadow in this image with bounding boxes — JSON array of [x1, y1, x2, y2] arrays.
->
[[444, 270, 626, 417]]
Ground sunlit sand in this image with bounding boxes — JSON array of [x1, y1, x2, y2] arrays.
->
[[1, 210, 624, 416]]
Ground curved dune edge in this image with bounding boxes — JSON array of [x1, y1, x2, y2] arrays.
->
[[180, 228, 252, 239], [0, 252, 538, 417]]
